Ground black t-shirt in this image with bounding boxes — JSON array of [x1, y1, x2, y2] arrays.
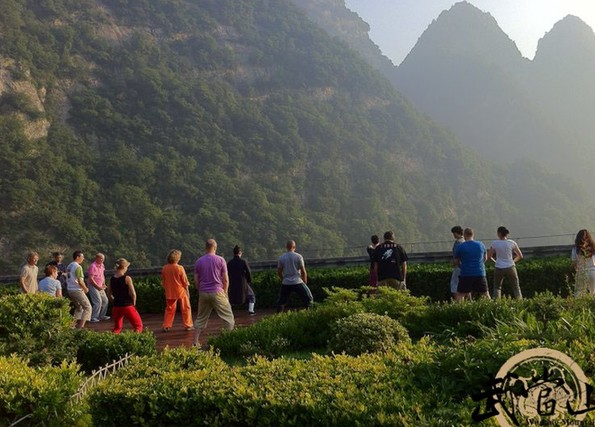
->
[[373, 241, 408, 281]]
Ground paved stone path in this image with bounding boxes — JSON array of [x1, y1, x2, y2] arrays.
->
[[86, 308, 276, 350]]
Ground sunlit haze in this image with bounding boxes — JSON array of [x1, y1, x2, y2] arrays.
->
[[344, 0, 595, 65]]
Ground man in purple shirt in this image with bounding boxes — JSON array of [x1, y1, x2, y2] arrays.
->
[[192, 239, 235, 347]]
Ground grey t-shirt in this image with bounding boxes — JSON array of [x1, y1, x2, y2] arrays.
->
[[277, 251, 305, 285]]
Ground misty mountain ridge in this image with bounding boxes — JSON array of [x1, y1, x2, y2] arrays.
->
[[392, 1, 595, 179]]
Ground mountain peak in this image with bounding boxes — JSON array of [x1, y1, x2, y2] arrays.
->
[[534, 15, 595, 62], [401, 0, 522, 66]]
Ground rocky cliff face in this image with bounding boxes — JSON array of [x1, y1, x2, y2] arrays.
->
[[0, 58, 50, 139], [290, 0, 397, 79]]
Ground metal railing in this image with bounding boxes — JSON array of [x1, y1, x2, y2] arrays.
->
[[0, 244, 572, 285]]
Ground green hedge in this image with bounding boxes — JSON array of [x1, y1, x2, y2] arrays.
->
[[0, 356, 86, 426], [75, 329, 157, 374], [86, 292, 595, 426], [0, 294, 76, 366]]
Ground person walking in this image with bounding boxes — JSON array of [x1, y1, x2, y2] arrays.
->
[[19, 252, 39, 294], [488, 226, 523, 299], [571, 229, 595, 297], [88, 253, 110, 322], [450, 226, 465, 298], [227, 245, 256, 315], [373, 231, 408, 289], [107, 258, 143, 334], [192, 239, 235, 347], [276, 240, 313, 313], [161, 249, 193, 332], [66, 251, 92, 329]]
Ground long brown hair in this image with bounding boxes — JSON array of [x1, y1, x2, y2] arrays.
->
[[575, 229, 595, 257]]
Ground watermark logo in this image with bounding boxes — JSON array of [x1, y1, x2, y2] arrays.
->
[[472, 348, 594, 426]]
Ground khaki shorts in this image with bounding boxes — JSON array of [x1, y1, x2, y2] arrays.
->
[[68, 290, 92, 321], [378, 278, 406, 290]]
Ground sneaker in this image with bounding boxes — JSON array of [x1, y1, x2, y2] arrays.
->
[[248, 311, 256, 316], [162, 327, 170, 332], [100, 316, 111, 321], [184, 326, 195, 331], [90, 318, 100, 323]]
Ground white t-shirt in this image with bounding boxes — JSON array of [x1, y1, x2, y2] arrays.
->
[[66, 261, 84, 292], [490, 239, 519, 269]]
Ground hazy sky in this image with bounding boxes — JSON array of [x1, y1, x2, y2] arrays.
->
[[344, 0, 595, 65]]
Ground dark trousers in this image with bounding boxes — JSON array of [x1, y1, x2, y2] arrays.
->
[[276, 283, 313, 312]]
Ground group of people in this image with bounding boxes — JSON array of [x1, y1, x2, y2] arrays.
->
[[19, 250, 142, 332], [365, 227, 523, 300], [364, 225, 595, 301], [448, 226, 523, 301], [17, 239, 314, 343]]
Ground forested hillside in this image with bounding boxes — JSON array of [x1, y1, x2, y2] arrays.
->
[[0, 0, 591, 272]]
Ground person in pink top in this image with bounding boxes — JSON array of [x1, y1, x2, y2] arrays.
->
[[87, 253, 110, 322], [192, 239, 235, 347], [161, 249, 193, 332]]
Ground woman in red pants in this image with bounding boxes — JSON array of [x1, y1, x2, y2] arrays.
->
[[107, 258, 143, 334]]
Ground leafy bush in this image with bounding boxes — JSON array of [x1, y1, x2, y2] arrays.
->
[[210, 303, 359, 358], [0, 284, 19, 297], [87, 342, 479, 426], [328, 312, 410, 355], [0, 294, 77, 366], [88, 348, 245, 426], [0, 356, 86, 426], [75, 329, 157, 374]]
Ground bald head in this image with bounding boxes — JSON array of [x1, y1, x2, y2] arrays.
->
[[286, 240, 296, 251], [205, 239, 217, 253]]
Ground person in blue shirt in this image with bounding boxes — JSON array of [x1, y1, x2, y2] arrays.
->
[[454, 227, 490, 301]]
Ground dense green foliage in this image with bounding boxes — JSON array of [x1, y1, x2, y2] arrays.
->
[[0, 356, 86, 426], [0, 293, 157, 375], [5, 286, 595, 424], [328, 312, 410, 355], [75, 329, 157, 374], [0, 0, 589, 274], [0, 293, 75, 366], [87, 291, 595, 425]]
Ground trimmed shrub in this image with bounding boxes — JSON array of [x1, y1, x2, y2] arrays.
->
[[0, 294, 76, 366], [0, 284, 19, 297], [75, 329, 157, 374], [87, 342, 478, 426], [210, 303, 360, 358], [328, 312, 411, 355], [0, 356, 86, 426], [88, 348, 245, 426]]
